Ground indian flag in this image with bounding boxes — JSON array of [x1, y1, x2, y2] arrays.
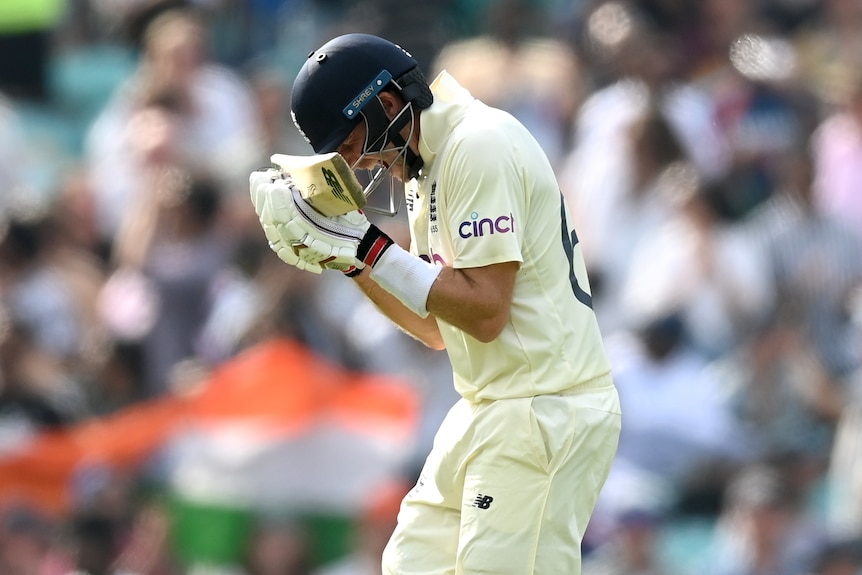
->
[[0, 337, 421, 569]]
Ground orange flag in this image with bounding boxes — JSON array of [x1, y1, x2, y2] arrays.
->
[[0, 338, 419, 517]]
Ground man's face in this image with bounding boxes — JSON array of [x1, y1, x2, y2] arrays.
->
[[336, 120, 408, 181]]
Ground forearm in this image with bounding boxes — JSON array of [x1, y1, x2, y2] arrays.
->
[[424, 265, 515, 343], [354, 247, 517, 344], [352, 267, 445, 349], [248, 170, 510, 345]]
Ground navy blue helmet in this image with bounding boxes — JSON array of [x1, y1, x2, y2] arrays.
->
[[291, 33, 425, 154]]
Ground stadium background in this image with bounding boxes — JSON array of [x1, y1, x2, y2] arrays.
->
[[1, 0, 862, 573]]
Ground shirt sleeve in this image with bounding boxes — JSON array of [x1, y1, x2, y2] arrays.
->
[[438, 124, 526, 269]]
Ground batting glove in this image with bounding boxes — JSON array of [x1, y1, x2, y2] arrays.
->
[[250, 168, 395, 275], [250, 168, 324, 273], [287, 196, 398, 277]]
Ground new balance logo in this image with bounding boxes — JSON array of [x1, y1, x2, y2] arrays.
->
[[473, 494, 494, 510]]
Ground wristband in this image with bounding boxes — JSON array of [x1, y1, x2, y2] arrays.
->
[[370, 245, 441, 318], [342, 223, 391, 277], [356, 224, 394, 268]]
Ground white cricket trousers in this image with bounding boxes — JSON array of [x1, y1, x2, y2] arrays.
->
[[381, 373, 621, 574]]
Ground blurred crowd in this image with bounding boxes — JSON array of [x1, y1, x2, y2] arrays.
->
[[2, 0, 862, 573]]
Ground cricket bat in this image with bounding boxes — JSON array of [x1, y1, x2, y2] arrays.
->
[[270, 152, 366, 217]]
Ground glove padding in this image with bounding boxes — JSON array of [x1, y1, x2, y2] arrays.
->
[[250, 168, 322, 273], [250, 168, 371, 273]]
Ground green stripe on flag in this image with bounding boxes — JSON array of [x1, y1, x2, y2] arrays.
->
[[168, 495, 356, 568]]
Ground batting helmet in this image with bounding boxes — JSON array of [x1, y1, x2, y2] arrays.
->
[[290, 33, 432, 155]]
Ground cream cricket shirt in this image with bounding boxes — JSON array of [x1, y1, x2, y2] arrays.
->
[[406, 72, 612, 402]]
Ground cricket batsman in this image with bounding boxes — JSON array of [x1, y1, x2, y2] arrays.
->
[[249, 33, 622, 574]]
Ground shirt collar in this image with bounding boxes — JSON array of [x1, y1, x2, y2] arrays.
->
[[417, 71, 475, 174]]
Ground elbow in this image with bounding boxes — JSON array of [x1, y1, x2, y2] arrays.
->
[[417, 330, 446, 350], [427, 338, 447, 351], [414, 323, 446, 350], [471, 328, 502, 344], [468, 314, 508, 344]]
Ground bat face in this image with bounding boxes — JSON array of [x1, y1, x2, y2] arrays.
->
[[270, 152, 367, 217]]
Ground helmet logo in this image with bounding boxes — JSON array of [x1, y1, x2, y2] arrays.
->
[[343, 70, 393, 119], [290, 109, 312, 146], [395, 43, 412, 58]]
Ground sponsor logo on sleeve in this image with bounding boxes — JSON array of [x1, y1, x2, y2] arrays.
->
[[458, 212, 515, 239]]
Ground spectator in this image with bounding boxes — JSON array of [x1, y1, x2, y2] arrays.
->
[[107, 171, 230, 397], [85, 2, 263, 243], [793, 0, 862, 110], [432, 0, 583, 169], [247, 66, 308, 159], [0, 505, 53, 575], [0, 217, 88, 366], [716, 303, 847, 468], [315, 479, 411, 575], [563, 103, 685, 334], [687, 0, 775, 90], [559, 2, 729, 288], [811, 71, 862, 241], [685, 0, 816, 225], [603, 312, 744, 498], [243, 515, 313, 575], [827, 293, 862, 537], [0, 313, 84, 439], [195, 233, 269, 366], [68, 512, 122, 575], [748, 138, 862, 378], [617, 172, 775, 358], [114, 497, 183, 575], [583, 504, 681, 575], [707, 464, 827, 575], [804, 538, 862, 575]]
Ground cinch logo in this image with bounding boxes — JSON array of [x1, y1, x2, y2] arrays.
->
[[458, 212, 515, 239], [473, 494, 494, 510]]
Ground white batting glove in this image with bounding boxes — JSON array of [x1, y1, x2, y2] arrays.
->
[[301, 206, 399, 277], [249, 168, 324, 274], [250, 168, 396, 276], [285, 185, 370, 270]]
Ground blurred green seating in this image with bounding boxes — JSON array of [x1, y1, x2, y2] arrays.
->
[[659, 516, 717, 574], [45, 43, 137, 155]]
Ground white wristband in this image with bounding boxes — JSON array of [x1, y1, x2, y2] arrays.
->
[[370, 245, 441, 318]]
